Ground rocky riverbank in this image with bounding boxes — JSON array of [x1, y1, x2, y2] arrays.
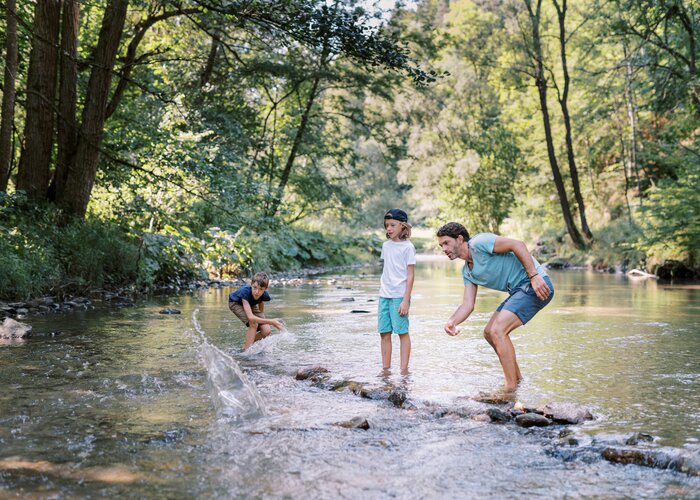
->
[[296, 365, 700, 478]]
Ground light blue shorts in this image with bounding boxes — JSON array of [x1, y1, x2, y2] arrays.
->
[[497, 275, 554, 324], [378, 297, 409, 335]]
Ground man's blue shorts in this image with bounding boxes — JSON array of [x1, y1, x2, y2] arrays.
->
[[496, 275, 554, 324], [378, 297, 409, 335]]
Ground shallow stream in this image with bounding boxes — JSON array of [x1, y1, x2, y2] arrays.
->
[[1, 257, 699, 497]]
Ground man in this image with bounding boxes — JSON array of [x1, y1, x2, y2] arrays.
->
[[436, 222, 554, 393]]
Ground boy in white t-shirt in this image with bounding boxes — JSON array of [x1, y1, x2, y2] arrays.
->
[[378, 208, 416, 373]]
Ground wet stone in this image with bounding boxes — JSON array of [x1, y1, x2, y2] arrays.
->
[[625, 432, 654, 445], [387, 388, 407, 408], [295, 366, 330, 381], [159, 308, 182, 315], [487, 408, 512, 423], [333, 417, 370, 430], [340, 298, 355, 302], [350, 310, 370, 314], [515, 413, 552, 428], [0, 318, 33, 339], [538, 402, 594, 424], [602, 447, 675, 470]]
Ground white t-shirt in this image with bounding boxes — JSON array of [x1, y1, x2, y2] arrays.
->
[[379, 240, 417, 298]]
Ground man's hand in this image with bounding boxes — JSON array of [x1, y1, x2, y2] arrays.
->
[[444, 321, 460, 336], [398, 299, 409, 316], [530, 274, 551, 301]]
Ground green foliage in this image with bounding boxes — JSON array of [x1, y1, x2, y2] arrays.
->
[[640, 164, 700, 266], [247, 226, 381, 272], [0, 193, 139, 299]]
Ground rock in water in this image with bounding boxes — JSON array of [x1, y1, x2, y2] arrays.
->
[[0, 318, 33, 339], [295, 366, 330, 381], [159, 308, 181, 314], [333, 417, 370, 430], [538, 402, 594, 424], [515, 413, 552, 428]]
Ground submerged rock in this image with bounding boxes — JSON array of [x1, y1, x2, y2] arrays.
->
[[0, 318, 33, 339], [538, 402, 594, 424], [602, 446, 700, 476], [515, 413, 552, 428], [625, 432, 655, 445], [350, 310, 370, 314], [332, 380, 366, 397], [487, 408, 512, 423], [333, 417, 370, 430], [159, 308, 181, 314], [295, 366, 330, 382], [387, 388, 407, 408]]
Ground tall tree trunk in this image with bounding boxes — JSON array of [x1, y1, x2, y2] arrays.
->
[[622, 43, 642, 209], [553, 0, 593, 241], [200, 33, 220, 88], [50, 0, 80, 201], [16, 0, 61, 201], [266, 44, 329, 218], [58, 0, 129, 218], [525, 0, 585, 249], [0, 0, 19, 192]]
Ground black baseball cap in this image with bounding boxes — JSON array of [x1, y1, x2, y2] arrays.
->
[[384, 208, 408, 223]]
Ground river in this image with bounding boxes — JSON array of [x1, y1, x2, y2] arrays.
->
[[1, 257, 699, 497]]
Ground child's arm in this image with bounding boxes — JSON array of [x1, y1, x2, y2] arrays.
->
[[398, 264, 415, 316], [445, 282, 477, 336], [241, 300, 284, 331]]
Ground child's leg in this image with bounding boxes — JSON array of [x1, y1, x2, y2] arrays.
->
[[244, 323, 258, 349], [380, 332, 392, 369], [257, 324, 272, 341], [399, 333, 411, 372]]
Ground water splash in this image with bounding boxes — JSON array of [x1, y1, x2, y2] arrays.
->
[[241, 329, 295, 357], [191, 309, 266, 421]]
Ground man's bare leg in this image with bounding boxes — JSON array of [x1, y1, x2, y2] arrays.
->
[[483, 310, 524, 391]]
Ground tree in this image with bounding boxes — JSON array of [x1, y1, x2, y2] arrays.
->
[[57, 0, 129, 218], [552, 0, 593, 241], [522, 0, 586, 248], [15, 0, 60, 200], [0, 0, 18, 191]]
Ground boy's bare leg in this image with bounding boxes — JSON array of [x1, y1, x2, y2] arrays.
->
[[244, 324, 258, 350], [380, 332, 392, 369], [399, 333, 411, 373], [483, 310, 524, 392], [257, 324, 272, 341]]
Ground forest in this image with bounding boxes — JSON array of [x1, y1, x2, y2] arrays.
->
[[1, 0, 698, 299]]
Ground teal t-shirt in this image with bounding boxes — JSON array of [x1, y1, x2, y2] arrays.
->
[[462, 233, 546, 292]]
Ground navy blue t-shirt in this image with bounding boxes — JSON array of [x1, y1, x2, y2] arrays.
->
[[228, 285, 271, 306]]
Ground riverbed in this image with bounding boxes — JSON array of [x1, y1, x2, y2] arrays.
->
[[1, 257, 699, 497]]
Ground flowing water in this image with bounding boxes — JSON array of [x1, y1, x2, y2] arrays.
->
[[1, 257, 699, 497]]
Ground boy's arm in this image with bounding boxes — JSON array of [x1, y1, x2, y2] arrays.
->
[[493, 236, 550, 300], [241, 299, 281, 328], [445, 282, 477, 336], [398, 265, 415, 316]]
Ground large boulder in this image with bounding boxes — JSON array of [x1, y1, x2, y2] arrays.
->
[[0, 318, 33, 339]]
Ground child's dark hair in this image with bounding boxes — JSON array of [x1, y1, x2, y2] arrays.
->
[[436, 222, 470, 241], [251, 272, 270, 288]]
